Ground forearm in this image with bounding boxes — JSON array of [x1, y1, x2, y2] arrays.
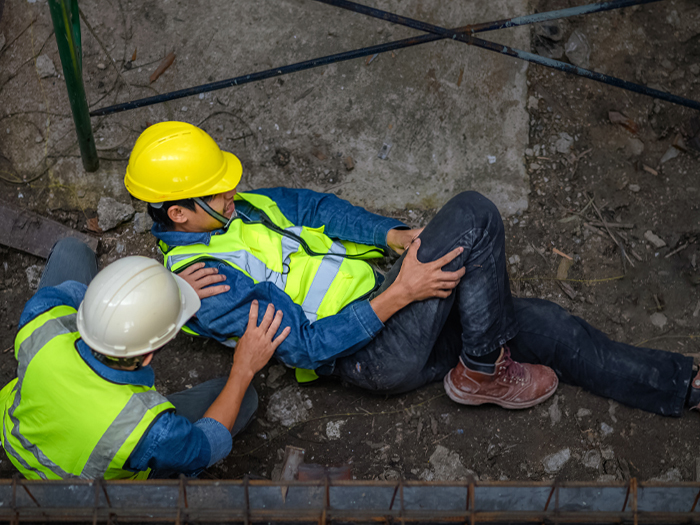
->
[[203, 367, 253, 432], [369, 282, 412, 323]]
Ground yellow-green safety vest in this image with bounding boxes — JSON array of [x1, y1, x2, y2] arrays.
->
[[0, 305, 174, 480], [159, 192, 384, 380]]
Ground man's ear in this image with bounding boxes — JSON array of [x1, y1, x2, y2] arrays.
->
[[167, 205, 189, 225], [142, 352, 155, 367]]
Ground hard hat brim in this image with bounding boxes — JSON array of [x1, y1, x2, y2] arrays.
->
[[204, 151, 242, 197], [124, 150, 243, 203]]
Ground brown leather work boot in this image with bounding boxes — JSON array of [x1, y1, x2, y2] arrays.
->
[[444, 347, 558, 409]]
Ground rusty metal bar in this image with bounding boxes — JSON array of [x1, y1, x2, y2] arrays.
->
[[89, 0, 667, 117], [1, 478, 700, 523], [314, 0, 700, 111]]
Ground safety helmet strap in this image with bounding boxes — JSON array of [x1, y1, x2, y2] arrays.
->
[[193, 197, 234, 227]]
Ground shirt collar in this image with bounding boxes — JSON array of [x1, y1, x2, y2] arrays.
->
[[151, 222, 223, 248], [77, 340, 155, 387]]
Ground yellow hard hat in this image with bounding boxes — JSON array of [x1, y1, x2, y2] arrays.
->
[[124, 121, 242, 203], [77, 256, 201, 357]]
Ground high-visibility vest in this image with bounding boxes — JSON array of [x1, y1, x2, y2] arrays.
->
[[160, 192, 384, 330], [0, 305, 174, 480]]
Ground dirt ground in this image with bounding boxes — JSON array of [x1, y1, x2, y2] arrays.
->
[[1, 0, 699, 483]]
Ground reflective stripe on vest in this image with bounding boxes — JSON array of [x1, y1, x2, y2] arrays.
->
[[163, 192, 382, 325], [1, 306, 174, 480]]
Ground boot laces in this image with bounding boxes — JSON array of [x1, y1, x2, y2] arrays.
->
[[499, 347, 526, 383]]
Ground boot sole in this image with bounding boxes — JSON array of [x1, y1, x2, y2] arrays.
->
[[443, 373, 559, 409]]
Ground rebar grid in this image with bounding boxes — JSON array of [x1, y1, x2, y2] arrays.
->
[[3, 476, 700, 524]]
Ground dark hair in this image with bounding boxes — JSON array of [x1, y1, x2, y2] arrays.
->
[[91, 349, 149, 369], [147, 195, 215, 229]]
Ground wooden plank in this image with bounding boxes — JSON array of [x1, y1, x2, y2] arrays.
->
[[0, 200, 98, 259]]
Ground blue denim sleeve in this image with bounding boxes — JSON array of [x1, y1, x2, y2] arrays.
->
[[188, 262, 385, 370], [127, 412, 232, 477], [19, 281, 87, 329], [248, 187, 407, 250]]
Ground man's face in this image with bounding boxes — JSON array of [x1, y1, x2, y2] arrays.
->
[[170, 188, 238, 232]]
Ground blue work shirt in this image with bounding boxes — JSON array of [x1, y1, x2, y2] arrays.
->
[[153, 187, 407, 372], [17, 283, 232, 478]]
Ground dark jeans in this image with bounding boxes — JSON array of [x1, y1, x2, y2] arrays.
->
[[38, 238, 259, 427], [334, 192, 694, 417]]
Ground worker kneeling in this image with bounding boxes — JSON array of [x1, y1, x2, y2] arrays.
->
[[0, 242, 288, 480]]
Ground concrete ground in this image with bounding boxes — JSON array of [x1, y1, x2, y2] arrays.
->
[[1, 0, 700, 483]]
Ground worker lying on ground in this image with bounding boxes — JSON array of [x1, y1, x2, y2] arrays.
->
[[126, 121, 700, 417], [0, 238, 289, 479]]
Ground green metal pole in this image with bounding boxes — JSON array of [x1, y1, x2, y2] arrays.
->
[[48, 0, 99, 172]]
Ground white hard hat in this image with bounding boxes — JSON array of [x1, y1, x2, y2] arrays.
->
[[76, 256, 201, 358]]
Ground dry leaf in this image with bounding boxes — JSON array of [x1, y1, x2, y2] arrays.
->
[[150, 52, 176, 83]]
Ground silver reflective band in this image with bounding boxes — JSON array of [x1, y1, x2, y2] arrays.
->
[[301, 240, 346, 323], [81, 391, 170, 479], [168, 251, 287, 291], [9, 314, 79, 479]]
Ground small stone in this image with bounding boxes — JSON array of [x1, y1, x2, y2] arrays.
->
[[535, 20, 565, 42], [132, 212, 154, 234], [420, 446, 478, 481], [36, 54, 57, 78], [266, 385, 312, 427], [660, 146, 680, 164], [34, 136, 43, 143], [690, 64, 700, 76], [582, 450, 602, 469], [627, 137, 645, 157], [651, 468, 682, 482], [96, 63, 107, 70], [597, 474, 617, 482], [115, 242, 126, 254], [266, 364, 287, 387], [650, 312, 668, 329], [565, 30, 591, 69], [665, 10, 681, 28], [601, 447, 615, 460], [628, 184, 640, 193], [326, 420, 345, 440], [548, 396, 561, 426], [508, 254, 521, 266], [97, 197, 135, 231], [555, 132, 574, 154], [577, 408, 592, 418], [644, 230, 666, 248], [542, 448, 571, 474], [25, 265, 44, 290], [600, 422, 614, 437], [181, 106, 188, 112], [343, 156, 355, 171], [528, 96, 540, 110], [525, 148, 534, 157]]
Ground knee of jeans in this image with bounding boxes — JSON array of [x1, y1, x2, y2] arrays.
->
[[447, 192, 503, 234], [51, 237, 95, 260], [240, 385, 259, 418]]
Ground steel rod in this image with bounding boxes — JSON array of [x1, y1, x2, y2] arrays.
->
[[89, 0, 661, 117], [48, 0, 99, 171], [315, 0, 700, 111]]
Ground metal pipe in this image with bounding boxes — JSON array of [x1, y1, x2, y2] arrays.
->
[[89, 0, 663, 117], [2, 478, 700, 523], [314, 0, 700, 111], [48, 0, 99, 171]]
